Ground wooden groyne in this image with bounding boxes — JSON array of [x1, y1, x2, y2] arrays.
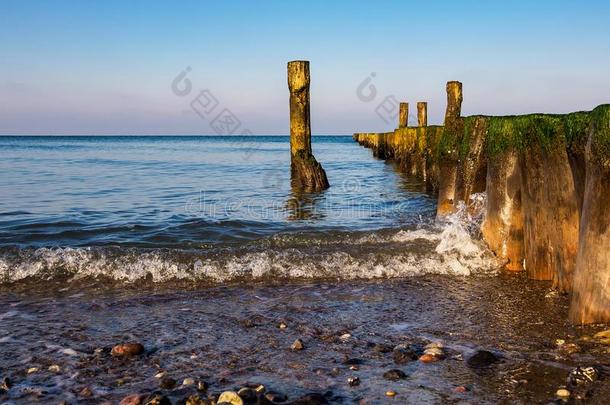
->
[[354, 83, 610, 324]]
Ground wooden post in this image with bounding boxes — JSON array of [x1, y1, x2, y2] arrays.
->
[[437, 81, 462, 216], [417, 102, 428, 127], [399, 102, 409, 128], [287, 60, 329, 191]]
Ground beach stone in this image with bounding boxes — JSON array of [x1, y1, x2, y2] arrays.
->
[[218, 391, 243, 405], [342, 357, 364, 365], [567, 366, 599, 386], [237, 387, 256, 402], [48, 364, 61, 373], [111, 343, 144, 357], [182, 377, 195, 386], [423, 347, 444, 357], [197, 380, 209, 392], [385, 390, 397, 397], [392, 344, 419, 364], [265, 391, 287, 402], [119, 394, 146, 405], [466, 350, 500, 369], [291, 393, 329, 404], [369, 342, 393, 353], [347, 376, 360, 387], [593, 329, 610, 339], [419, 354, 438, 363], [144, 392, 172, 405], [159, 377, 176, 390], [183, 395, 211, 405], [556, 388, 570, 398], [79, 386, 93, 397], [279, 322, 288, 329], [291, 339, 305, 351], [383, 369, 407, 381], [1, 377, 11, 391], [453, 386, 468, 393], [27, 367, 39, 374]]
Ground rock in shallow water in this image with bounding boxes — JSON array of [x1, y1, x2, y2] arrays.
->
[[218, 391, 243, 405], [383, 369, 407, 381], [119, 394, 146, 405], [265, 391, 287, 403], [111, 342, 145, 357], [291, 339, 305, 351], [144, 392, 172, 405], [159, 377, 177, 390], [466, 350, 500, 369], [392, 344, 419, 364]]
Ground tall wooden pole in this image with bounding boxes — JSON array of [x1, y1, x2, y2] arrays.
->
[[417, 102, 428, 127], [398, 102, 409, 128], [287, 60, 329, 191]]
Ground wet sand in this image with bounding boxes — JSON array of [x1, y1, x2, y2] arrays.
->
[[1, 273, 609, 404]]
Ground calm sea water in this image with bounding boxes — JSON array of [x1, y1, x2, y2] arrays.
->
[[0, 135, 495, 283]]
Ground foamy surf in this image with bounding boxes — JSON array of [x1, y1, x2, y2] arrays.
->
[[0, 194, 500, 284]]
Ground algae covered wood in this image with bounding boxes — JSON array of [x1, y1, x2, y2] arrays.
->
[[437, 82, 463, 216], [287, 60, 329, 192], [481, 149, 524, 271], [570, 104, 610, 324]]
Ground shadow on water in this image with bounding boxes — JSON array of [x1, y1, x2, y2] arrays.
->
[[285, 189, 327, 221]]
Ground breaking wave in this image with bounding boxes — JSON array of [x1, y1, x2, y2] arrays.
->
[[0, 194, 501, 284]]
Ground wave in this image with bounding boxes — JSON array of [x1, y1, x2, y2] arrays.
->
[[0, 194, 501, 285]]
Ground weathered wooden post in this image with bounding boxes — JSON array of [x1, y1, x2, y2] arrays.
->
[[437, 81, 462, 216], [417, 102, 428, 127], [569, 105, 610, 324], [287, 60, 329, 191], [399, 102, 409, 128]]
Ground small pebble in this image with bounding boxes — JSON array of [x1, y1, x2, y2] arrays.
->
[[555, 339, 566, 346], [182, 377, 195, 386], [237, 387, 256, 402], [453, 386, 468, 393], [291, 338, 305, 351], [419, 354, 438, 363], [383, 369, 407, 381], [111, 343, 144, 357], [143, 392, 171, 405], [386, 390, 397, 397], [339, 333, 351, 341], [48, 364, 61, 373], [0, 377, 12, 392], [197, 380, 209, 392], [27, 367, 39, 374], [218, 391, 244, 405], [265, 391, 287, 402], [347, 376, 360, 387], [556, 388, 570, 398], [159, 377, 176, 390], [279, 322, 288, 329], [349, 365, 359, 371], [154, 372, 165, 379], [119, 394, 146, 405], [79, 386, 93, 397]]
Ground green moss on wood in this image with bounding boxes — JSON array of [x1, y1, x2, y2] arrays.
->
[[484, 112, 593, 156], [590, 104, 610, 163]]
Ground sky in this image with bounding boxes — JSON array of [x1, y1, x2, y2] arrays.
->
[[1, 0, 610, 135]]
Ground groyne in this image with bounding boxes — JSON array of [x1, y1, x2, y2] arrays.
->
[[354, 83, 610, 324]]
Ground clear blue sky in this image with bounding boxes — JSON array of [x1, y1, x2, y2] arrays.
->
[[1, 0, 609, 134]]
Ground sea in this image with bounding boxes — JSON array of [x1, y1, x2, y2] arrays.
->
[[0, 136, 607, 404]]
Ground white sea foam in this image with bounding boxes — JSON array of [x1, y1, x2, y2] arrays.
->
[[0, 194, 500, 284]]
